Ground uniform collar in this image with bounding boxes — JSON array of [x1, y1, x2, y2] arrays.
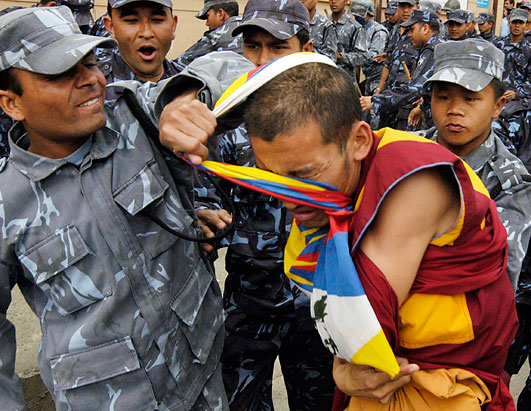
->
[[8, 122, 120, 181]]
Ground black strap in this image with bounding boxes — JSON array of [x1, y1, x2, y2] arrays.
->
[[122, 88, 235, 243]]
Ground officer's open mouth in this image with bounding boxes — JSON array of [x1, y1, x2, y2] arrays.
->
[[138, 45, 157, 59]]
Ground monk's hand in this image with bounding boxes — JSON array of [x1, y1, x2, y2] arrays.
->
[[503, 90, 516, 101], [333, 356, 419, 404], [159, 87, 217, 165], [197, 209, 232, 253]]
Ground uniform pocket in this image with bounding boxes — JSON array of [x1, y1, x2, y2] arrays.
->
[[51, 336, 157, 410], [170, 261, 224, 364], [19, 225, 111, 315], [114, 160, 194, 259]]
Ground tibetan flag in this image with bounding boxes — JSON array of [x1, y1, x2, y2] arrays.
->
[[183, 53, 400, 377]]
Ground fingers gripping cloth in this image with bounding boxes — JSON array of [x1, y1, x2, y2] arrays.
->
[[183, 52, 400, 377]]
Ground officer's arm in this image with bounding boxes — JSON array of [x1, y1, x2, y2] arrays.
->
[[0, 261, 26, 409], [341, 29, 370, 68], [320, 24, 339, 62]]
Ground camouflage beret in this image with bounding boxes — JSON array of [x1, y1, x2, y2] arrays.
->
[[400, 9, 440, 27], [232, 0, 310, 40], [0, 6, 116, 75], [510, 8, 530, 22], [425, 39, 504, 92], [196, 0, 239, 19]]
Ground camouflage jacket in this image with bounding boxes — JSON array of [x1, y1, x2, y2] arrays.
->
[[422, 127, 531, 292], [0, 111, 13, 158], [493, 35, 531, 100], [480, 30, 499, 43], [493, 106, 531, 172], [310, 10, 338, 62], [384, 25, 417, 89], [194, 124, 310, 317], [373, 34, 442, 119], [329, 12, 369, 80], [97, 49, 181, 101], [382, 19, 396, 40], [175, 16, 243, 70], [0, 52, 255, 411], [361, 19, 389, 83]]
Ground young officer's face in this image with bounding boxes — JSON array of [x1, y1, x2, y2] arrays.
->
[[6, 54, 107, 157], [105, 3, 177, 81], [431, 82, 504, 157], [448, 20, 467, 39], [243, 28, 311, 67]]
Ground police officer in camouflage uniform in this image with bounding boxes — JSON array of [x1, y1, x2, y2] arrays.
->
[[493, 8, 531, 169], [328, 0, 369, 83], [477, 12, 498, 42], [373, 0, 418, 128], [193, 0, 336, 409], [98, 0, 180, 100], [418, 39, 531, 290], [302, 0, 338, 61], [382, 1, 399, 34], [0, 6, 256, 410], [175, 0, 243, 70], [351, 0, 388, 96], [361, 9, 442, 131], [445, 9, 470, 40]]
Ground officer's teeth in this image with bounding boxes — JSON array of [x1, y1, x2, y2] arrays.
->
[[80, 98, 99, 107]]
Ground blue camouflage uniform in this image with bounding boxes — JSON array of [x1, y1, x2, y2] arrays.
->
[[362, 19, 389, 93], [377, 24, 420, 128], [0, 7, 257, 410], [329, 11, 369, 82], [309, 10, 338, 62], [97, 49, 180, 101], [175, 16, 243, 70]]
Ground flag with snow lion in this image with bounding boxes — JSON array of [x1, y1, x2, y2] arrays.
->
[[190, 52, 400, 377]]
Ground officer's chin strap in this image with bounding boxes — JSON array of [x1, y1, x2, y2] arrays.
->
[[123, 88, 235, 244]]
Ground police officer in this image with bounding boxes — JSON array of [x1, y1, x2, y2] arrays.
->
[[361, 9, 442, 131], [175, 0, 243, 70], [351, 0, 388, 96], [302, 0, 338, 61], [328, 0, 369, 83], [0, 6, 256, 410], [100, 0, 180, 99], [465, 10, 478, 38], [373, 0, 418, 128], [477, 12, 498, 42], [439, 0, 460, 38], [57, 0, 94, 33], [446, 9, 471, 41], [383, 0, 399, 34]]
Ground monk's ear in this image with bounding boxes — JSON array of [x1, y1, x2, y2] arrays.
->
[[348, 121, 373, 161]]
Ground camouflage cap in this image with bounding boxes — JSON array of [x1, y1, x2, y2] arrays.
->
[[0, 6, 116, 75], [419, 1, 442, 13], [466, 10, 475, 21], [509, 8, 530, 22], [232, 0, 310, 40], [385, 1, 398, 14], [400, 9, 440, 27], [521, 1, 531, 11], [446, 9, 469, 23], [442, 0, 460, 11], [358, 0, 375, 16], [425, 39, 504, 92], [476, 12, 494, 24], [350, 1, 369, 18], [109, 0, 173, 9], [398, 0, 418, 6], [196, 0, 239, 19]]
